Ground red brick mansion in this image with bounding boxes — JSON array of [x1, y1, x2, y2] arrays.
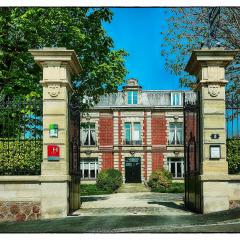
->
[[80, 78, 195, 183]]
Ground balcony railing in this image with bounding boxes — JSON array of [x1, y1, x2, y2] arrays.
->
[[80, 140, 97, 146], [168, 140, 183, 145], [123, 140, 142, 145]]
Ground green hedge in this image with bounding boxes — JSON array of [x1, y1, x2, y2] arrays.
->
[[150, 182, 184, 193], [80, 184, 113, 196], [0, 139, 42, 175], [96, 168, 122, 192], [227, 138, 240, 174], [148, 168, 173, 191]]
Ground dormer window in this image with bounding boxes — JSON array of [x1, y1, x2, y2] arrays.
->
[[171, 92, 181, 106], [127, 91, 138, 104]]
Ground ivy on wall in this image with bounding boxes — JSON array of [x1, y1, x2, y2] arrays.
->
[[227, 138, 240, 174], [0, 140, 42, 175]]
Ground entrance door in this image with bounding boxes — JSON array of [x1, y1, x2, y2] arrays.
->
[[125, 157, 141, 183]]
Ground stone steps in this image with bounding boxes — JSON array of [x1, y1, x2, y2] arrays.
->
[[118, 183, 150, 193]]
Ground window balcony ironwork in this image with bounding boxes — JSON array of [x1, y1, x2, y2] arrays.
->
[[168, 139, 183, 145], [123, 140, 142, 145], [81, 140, 97, 146]]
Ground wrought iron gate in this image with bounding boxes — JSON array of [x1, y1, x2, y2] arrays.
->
[[68, 96, 81, 212], [69, 98, 81, 180], [183, 92, 201, 213]]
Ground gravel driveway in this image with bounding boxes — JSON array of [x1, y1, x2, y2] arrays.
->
[[74, 192, 194, 216]]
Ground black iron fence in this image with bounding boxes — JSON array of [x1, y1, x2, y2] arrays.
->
[[183, 92, 201, 213], [226, 94, 240, 139], [0, 95, 42, 175], [226, 93, 240, 174]]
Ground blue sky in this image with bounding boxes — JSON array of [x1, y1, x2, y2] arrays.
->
[[103, 8, 184, 91]]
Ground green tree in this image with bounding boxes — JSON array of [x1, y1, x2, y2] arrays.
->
[[0, 7, 127, 109], [160, 7, 240, 98]]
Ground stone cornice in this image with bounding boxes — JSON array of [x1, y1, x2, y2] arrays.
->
[[0, 176, 40, 182], [0, 175, 72, 182], [195, 80, 228, 90], [185, 48, 240, 76], [199, 174, 240, 181], [29, 48, 82, 76]]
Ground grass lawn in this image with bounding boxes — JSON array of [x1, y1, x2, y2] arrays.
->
[[80, 184, 114, 196], [150, 182, 184, 193]]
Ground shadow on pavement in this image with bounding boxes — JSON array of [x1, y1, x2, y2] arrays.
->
[[81, 196, 108, 202], [1, 207, 240, 233], [148, 201, 189, 212]]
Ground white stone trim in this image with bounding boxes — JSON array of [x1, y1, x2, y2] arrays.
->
[[147, 152, 152, 180], [146, 111, 152, 145]]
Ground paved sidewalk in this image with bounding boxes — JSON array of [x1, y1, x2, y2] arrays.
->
[[1, 192, 240, 233], [74, 192, 193, 216], [1, 208, 240, 232], [2, 192, 240, 233]]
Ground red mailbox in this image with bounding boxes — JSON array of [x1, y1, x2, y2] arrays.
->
[[48, 145, 60, 161]]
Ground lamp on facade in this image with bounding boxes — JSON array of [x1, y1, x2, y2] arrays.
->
[[174, 115, 179, 121], [130, 150, 135, 156], [174, 151, 180, 157], [85, 150, 92, 155]]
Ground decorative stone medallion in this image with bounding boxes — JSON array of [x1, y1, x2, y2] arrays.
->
[[48, 84, 60, 97], [208, 84, 220, 97]]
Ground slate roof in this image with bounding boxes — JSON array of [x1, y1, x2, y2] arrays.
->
[[94, 90, 196, 108]]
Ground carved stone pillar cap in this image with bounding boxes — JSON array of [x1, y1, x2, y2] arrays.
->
[[29, 47, 82, 76], [185, 48, 240, 76]]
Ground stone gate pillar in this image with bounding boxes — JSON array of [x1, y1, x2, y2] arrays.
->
[[185, 47, 239, 213], [29, 48, 82, 219]]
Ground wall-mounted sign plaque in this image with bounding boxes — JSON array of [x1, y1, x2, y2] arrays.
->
[[49, 124, 58, 138], [211, 134, 219, 139], [48, 145, 60, 161], [210, 145, 221, 159]]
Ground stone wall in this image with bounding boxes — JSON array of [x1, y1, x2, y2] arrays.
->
[[0, 176, 41, 222], [229, 176, 240, 209], [0, 201, 40, 222], [228, 175, 240, 201]]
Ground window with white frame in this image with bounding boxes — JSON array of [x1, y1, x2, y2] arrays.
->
[[124, 122, 141, 145], [167, 158, 184, 178], [81, 123, 96, 146], [127, 91, 138, 104], [80, 158, 98, 179], [171, 92, 182, 106], [169, 122, 183, 145]]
